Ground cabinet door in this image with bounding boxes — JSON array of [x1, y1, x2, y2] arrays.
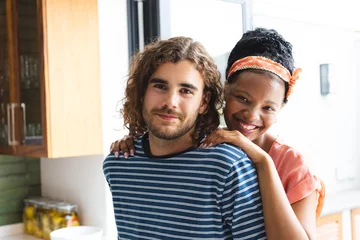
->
[[0, 0, 46, 157], [17, 0, 43, 142], [16, 0, 46, 156], [1, 0, 102, 158], [0, 0, 15, 153]]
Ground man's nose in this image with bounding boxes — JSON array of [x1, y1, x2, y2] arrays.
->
[[162, 90, 179, 109]]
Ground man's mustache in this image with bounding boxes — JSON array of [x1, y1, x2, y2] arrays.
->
[[150, 107, 182, 118]]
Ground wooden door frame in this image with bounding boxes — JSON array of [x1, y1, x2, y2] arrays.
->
[[5, 0, 21, 150]]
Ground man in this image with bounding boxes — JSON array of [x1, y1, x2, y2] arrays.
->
[[103, 37, 266, 239]]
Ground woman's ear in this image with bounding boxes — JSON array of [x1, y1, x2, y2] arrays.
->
[[199, 91, 211, 115]]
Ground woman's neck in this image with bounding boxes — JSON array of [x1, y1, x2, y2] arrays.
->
[[253, 132, 277, 153]]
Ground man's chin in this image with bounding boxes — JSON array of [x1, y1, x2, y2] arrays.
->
[[151, 131, 181, 140], [149, 127, 194, 141]]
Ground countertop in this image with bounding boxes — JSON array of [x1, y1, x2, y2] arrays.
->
[[0, 233, 107, 240], [0, 224, 38, 240], [0, 234, 38, 240], [0, 224, 106, 240]]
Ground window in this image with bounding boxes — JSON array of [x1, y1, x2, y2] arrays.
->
[[127, 0, 160, 59]]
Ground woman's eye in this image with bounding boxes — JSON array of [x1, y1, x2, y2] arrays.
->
[[264, 106, 275, 111], [235, 96, 248, 102]]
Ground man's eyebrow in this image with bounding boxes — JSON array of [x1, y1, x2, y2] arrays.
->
[[149, 77, 168, 84], [149, 78, 199, 91], [180, 83, 198, 91]]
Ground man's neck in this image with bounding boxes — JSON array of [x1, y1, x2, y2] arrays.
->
[[148, 132, 197, 156]]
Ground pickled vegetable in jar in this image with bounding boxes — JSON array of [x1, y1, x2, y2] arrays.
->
[[23, 199, 37, 235], [34, 199, 47, 238], [42, 200, 58, 240], [52, 203, 80, 232]]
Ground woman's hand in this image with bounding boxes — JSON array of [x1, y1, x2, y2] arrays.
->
[[109, 135, 135, 159], [199, 129, 269, 166]]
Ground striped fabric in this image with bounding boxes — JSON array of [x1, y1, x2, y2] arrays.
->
[[103, 135, 266, 240]]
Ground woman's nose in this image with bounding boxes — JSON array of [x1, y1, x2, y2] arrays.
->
[[243, 108, 260, 121]]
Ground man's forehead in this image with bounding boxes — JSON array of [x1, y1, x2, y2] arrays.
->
[[149, 77, 200, 91], [149, 60, 205, 88]]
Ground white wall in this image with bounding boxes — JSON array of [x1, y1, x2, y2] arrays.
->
[[41, 156, 106, 228], [41, 0, 129, 239], [159, 0, 245, 80], [252, 0, 360, 194]]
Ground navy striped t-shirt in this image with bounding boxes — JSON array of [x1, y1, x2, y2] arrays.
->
[[103, 134, 266, 240]]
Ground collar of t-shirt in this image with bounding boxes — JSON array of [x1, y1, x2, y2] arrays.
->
[[142, 132, 197, 158]]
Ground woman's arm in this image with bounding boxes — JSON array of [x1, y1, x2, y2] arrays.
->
[[200, 129, 317, 240], [256, 157, 316, 240]]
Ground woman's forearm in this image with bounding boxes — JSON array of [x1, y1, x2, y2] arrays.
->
[[256, 157, 311, 240]]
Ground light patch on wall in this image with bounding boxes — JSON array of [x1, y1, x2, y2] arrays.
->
[[320, 63, 337, 95]]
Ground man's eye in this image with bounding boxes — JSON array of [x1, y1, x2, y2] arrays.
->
[[154, 84, 166, 90], [180, 89, 193, 94]]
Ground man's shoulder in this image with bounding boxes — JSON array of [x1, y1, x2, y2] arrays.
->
[[212, 143, 248, 157], [102, 153, 119, 170], [200, 143, 252, 166]]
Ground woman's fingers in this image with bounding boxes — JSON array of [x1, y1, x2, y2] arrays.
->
[[119, 139, 130, 159], [113, 140, 121, 158], [125, 137, 135, 156], [118, 135, 136, 159], [199, 135, 221, 148], [199, 130, 238, 148], [110, 135, 137, 159]]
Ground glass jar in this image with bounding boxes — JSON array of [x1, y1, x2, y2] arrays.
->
[[42, 200, 57, 240], [23, 199, 37, 235], [34, 199, 47, 238], [53, 203, 80, 231]]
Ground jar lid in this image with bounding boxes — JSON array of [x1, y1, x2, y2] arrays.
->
[[24, 196, 39, 201], [46, 200, 59, 209], [56, 203, 78, 213]]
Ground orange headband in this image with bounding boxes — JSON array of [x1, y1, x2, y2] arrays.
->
[[227, 56, 302, 100]]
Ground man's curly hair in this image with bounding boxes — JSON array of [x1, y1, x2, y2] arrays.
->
[[122, 37, 224, 139], [226, 28, 295, 103]]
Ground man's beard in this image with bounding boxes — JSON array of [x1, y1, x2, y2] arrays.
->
[[142, 106, 199, 140]]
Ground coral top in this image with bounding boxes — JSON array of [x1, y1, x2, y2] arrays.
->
[[268, 138, 325, 220]]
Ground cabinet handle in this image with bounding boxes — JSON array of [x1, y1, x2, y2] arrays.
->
[[6, 103, 19, 146], [21, 103, 26, 143], [7, 103, 12, 145], [10, 103, 18, 145]]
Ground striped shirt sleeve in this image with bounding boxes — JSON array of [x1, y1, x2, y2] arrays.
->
[[220, 158, 266, 239]]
